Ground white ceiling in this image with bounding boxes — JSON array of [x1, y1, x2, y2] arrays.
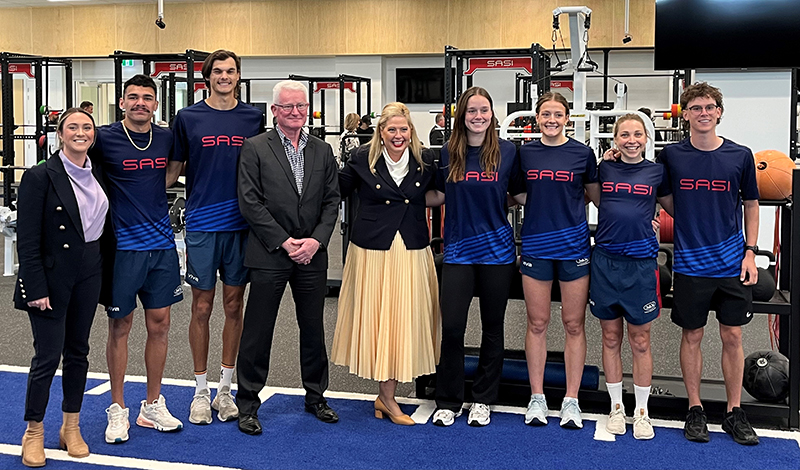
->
[[0, 0, 199, 7]]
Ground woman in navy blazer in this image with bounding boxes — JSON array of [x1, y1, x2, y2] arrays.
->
[[331, 102, 440, 425], [15, 108, 108, 467]]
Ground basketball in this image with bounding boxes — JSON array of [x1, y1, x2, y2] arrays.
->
[[754, 150, 794, 200], [743, 350, 790, 403]]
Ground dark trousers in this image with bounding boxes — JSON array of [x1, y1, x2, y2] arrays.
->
[[25, 241, 102, 422], [236, 266, 329, 416], [435, 262, 515, 411]]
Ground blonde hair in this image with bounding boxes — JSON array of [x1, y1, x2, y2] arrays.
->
[[367, 102, 424, 174], [344, 113, 360, 132], [612, 113, 650, 141]]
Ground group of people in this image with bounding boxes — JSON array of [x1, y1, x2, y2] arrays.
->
[[15, 47, 761, 467]]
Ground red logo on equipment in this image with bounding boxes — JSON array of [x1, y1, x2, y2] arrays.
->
[[602, 182, 653, 195], [526, 170, 574, 182], [679, 179, 730, 192], [122, 158, 168, 170], [201, 135, 246, 147]]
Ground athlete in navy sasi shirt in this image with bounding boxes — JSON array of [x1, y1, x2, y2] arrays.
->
[[171, 100, 263, 232]]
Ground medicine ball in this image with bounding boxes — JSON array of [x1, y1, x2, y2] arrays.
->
[[754, 150, 794, 200], [743, 350, 789, 403], [752, 267, 776, 302]]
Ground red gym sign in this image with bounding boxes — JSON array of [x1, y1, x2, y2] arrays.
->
[[313, 82, 356, 93], [9, 63, 34, 78], [551, 80, 574, 91], [194, 83, 206, 92], [150, 61, 203, 78], [465, 57, 532, 75]]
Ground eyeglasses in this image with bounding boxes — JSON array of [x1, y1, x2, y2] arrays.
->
[[687, 104, 719, 114], [274, 103, 309, 112]]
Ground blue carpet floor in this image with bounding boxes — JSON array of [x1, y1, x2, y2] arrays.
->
[[0, 370, 798, 469]]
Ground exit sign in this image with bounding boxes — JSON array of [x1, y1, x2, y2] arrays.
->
[[121, 59, 135, 67]]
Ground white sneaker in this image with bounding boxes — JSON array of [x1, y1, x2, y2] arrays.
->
[[136, 394, 183, 432], [189, 389, 212, 425], [467, 403, 491, 427], [559, 397, 583, 429], [105, 403, 130, 444], [606, 403, 626, 435], [211, 385, 239, 422], [432, 408, 462, 427], [633, 409, 655, 440], [524, 394, 548, 426]]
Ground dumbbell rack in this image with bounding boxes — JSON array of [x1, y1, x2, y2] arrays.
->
[[416, 168, 800, 430]]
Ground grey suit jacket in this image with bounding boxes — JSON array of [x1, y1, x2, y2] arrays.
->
[[237, 129, 340, 271]]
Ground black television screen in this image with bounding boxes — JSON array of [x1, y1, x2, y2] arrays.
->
[[396, 68, 445, 104], [655, 0, 800, 70]]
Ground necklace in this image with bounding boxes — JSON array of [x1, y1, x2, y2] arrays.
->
[[122, 122, 152, 151]]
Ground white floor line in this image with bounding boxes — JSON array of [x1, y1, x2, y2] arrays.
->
[[593, 416, 616, 442], [0, 443, 239, 470], [85, 381, 111, 396], [411, 401, 436, 424], [2, 365, 800, 445]]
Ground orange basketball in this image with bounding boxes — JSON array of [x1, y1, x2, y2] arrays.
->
[[754, 150, 794, 200]]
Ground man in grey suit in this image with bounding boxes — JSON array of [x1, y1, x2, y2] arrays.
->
[[235, 80, 340, 435]]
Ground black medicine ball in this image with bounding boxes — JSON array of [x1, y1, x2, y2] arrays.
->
[[743, 350, 790, 403]]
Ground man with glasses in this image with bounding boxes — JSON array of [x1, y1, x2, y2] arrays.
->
[[234, 80, 340, 435], [169, 50, 264, 426], [657, 82, 760, 445]]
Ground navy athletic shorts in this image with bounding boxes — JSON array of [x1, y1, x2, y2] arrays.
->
[[520, 255, 590, 282], [589, 246, 660, 325], [185, 230, 249, 290], [106, 249, 184, 318]]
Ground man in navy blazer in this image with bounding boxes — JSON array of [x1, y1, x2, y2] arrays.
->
[[235, 80, 340, 434]]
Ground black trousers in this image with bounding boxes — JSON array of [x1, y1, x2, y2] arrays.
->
[[25, 241, 102, 422], [435, 262, 515, 411], [236, 266, 329, 416]]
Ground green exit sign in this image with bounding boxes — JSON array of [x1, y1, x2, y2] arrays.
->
[[121, 59, 135, 67]]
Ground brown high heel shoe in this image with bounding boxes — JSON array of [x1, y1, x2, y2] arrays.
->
[[21, 420, 45, 468], [374, 397, 415, 426], [59, 412, 89, 458]]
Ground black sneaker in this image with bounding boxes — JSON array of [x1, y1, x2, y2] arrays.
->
[[684, 406, 710, 442], [722, 407, 760, 445]]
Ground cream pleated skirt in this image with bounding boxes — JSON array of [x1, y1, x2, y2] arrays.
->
[[331, 232, 441, 383]]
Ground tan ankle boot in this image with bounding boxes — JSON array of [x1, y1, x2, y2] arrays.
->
[[21, 420, 45, 467], [60, 412, 89, 458]]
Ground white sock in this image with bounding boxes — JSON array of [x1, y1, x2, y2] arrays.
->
[[634, 384, 651, 416], [194, 372, 208, 394], [606, 381, 624, 411], [219, 364, 234, 388]]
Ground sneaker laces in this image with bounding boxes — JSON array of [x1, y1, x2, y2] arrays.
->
[[562, 399, 581, 417], [216, 390, 235, 407], [471, 403, 490, 420], [107, 406, 128, 428]]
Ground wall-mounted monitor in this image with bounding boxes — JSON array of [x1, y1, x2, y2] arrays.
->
[[654, 0, 800, 70], [396, 68, 446, 104]]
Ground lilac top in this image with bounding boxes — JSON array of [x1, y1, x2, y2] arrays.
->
[[59, 151, 109, 242]]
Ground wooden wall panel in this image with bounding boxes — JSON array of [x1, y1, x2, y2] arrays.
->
[[298, 0, 347, 55], [396, 0, 448, 54], [158, 2, 206, 53], [627, 0, 655, 47], [204, 1, 252, 54], [500, 0, 556, 49], [0, 8, 32, 54], [31, 7, 74, 56], [73, 5, 116, 56], [448, 0, 503, 50], [250, 0, 299, 56], [116, 4, 159, 54], [346, 0, 397, 54]]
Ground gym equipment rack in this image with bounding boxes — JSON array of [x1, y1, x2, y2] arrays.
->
[[1, 52, 73, 207], [288, 74, 372, 138]]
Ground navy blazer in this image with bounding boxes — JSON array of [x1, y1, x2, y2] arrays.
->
[[339, 146, 436, 251], [14, 154, 108, 315]]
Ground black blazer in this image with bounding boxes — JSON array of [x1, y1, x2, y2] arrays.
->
[[14, 154, 108, 315], [238, 130, 340, 271], [339, 146, 436, 251]]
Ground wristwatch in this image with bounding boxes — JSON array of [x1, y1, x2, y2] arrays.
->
[[745, 245, 759, 254]]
